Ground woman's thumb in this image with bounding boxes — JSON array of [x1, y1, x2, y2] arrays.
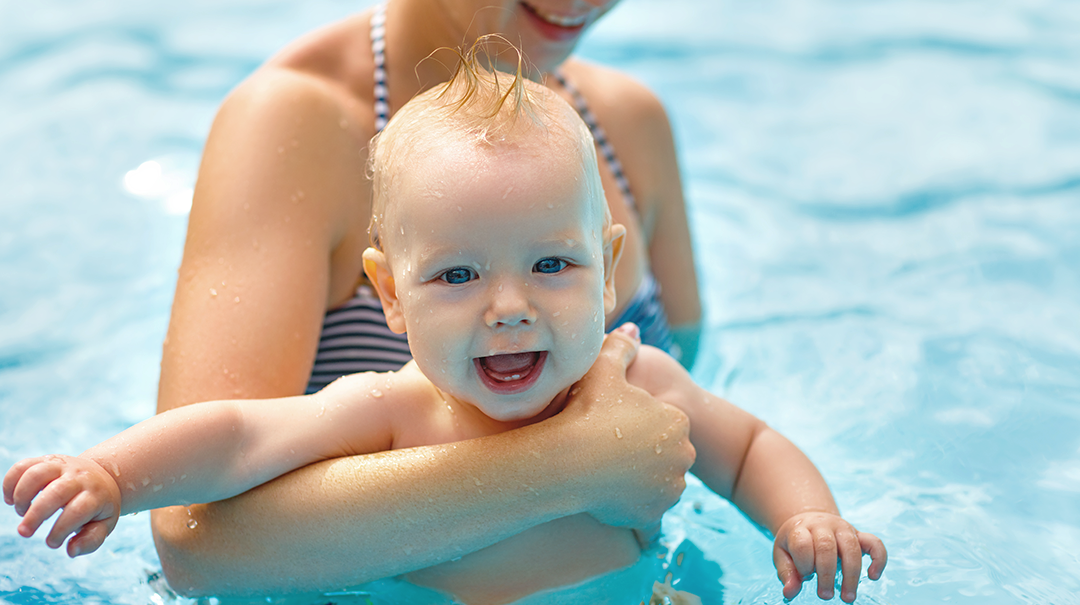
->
[[596, 323, 641, 373]]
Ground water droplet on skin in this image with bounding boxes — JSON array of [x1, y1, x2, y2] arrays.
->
[[126, 482, 136, 491], [316, 405, 325, 417], [142, 477, 151, 487], [547, 203, 554, 209], [209, 288, 217, 297], [371, 389, 383, 398], [474, 477, 483, 486], [498, 284, 503, 292], [110, 461, 120, 477], [234, 296, 240, 303], [615, 427, 623, 439], [660, 433, 669, 441], [153, 484, 163, 492], [655, 444, 663, 454], [187, 519, 198, 529]]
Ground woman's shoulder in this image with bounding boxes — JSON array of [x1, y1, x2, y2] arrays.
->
[[218, 10, 378, 134], [558, 58, 671, 129]]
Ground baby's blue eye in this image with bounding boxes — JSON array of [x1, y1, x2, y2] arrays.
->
[[441, 267, 476, 284], [534, 258, 567, 274]]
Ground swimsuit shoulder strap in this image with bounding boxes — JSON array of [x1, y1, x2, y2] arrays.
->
[[371, 3, 389, 132], [553, 69, 637, 212]]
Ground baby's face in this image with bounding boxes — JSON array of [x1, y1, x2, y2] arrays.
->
[[375, 136, 617, 423]]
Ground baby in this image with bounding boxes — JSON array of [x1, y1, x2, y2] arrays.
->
[[4, 43, 886, 604]]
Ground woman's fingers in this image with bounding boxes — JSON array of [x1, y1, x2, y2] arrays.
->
[[594, 323, 641, 376]]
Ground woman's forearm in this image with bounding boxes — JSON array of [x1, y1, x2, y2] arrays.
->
[[153, 332, 693, 597], [153, 428, 584, 596]]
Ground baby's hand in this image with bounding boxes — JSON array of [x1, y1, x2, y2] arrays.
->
[[3, 454, 121, 557], [772, 511, 887, 603]]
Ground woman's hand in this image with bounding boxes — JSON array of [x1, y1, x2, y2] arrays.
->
[[773, 511, 887, 603], [3, 454, 122, 557], [556, 324, 696, 534]]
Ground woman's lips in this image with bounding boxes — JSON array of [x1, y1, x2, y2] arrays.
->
[[520, 2, 589, 42], [475, 352, 547, 394]]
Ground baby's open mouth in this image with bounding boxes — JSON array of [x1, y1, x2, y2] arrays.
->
[[475, 352, 547, 394]]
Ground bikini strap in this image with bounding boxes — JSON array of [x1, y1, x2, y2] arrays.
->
[[553, 70, 637, 212], [371, 3, 389, 132]]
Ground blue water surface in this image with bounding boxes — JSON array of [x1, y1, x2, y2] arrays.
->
[[1, 1, 1078, 603]]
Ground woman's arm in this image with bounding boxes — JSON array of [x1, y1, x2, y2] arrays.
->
[[155, 330, 693, 597]]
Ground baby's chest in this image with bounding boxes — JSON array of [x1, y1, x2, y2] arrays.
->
[[404, 514, 641, 603]]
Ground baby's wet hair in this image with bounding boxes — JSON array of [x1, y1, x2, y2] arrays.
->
[[367, 35, 602, 251]]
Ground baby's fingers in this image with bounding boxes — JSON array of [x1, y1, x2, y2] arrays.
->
[[46, 492, 113, 552], [17, 474, 83, 540], [4, 457, 46, 505], [859, 532, 888, 579], [811, 528, 839, 600], [10, 459, 70, 518], [66, 519, 112, 557], [836, 530, 864, 603], [772, 543, 803, 600]]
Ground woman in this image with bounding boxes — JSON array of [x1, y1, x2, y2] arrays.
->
[[152, 0, 700, 596]]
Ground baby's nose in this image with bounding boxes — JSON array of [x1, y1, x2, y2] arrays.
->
[[485, 281, 537, 328]]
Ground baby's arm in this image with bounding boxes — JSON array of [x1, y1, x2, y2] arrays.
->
[[627, 346, 887, 603], [3, 372, 394, 557]]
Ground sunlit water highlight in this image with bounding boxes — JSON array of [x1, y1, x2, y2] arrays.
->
[[1, 1, 1078, 603]]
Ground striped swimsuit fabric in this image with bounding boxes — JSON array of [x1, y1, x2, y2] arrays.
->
[[305, 4, 674, 393]]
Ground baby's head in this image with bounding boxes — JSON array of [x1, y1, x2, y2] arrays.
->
[[363, 40, 625, 423]]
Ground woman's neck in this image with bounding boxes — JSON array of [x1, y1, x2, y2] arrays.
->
[[382, 0, 552, 112]]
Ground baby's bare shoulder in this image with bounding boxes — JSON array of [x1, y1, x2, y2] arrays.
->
[[626, 345, 694, 400], [323, 363, 463, 450]]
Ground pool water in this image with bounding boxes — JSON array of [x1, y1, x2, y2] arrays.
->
[[2, 0, 1078, 603]]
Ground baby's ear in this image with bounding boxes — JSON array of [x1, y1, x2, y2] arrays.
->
[[363, 248, 407, 334], [602, 223, 626, 315]]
